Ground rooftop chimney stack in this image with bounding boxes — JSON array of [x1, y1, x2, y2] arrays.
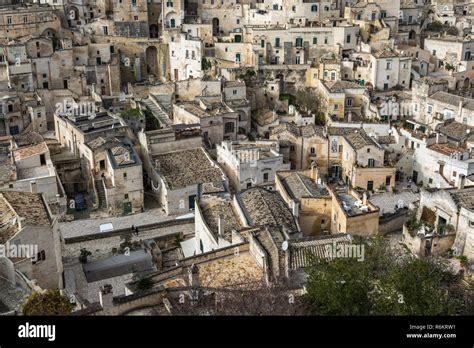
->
[[99, 284, 114, 309], [458, 174, 466, 189], [188, 264, 200, 304], [218, 214, 225, 238]]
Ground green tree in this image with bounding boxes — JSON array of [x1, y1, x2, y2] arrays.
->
[[23, 290, 74, 315], [304, 237, 468, 315], [136, 277, 153, 292], [294, 88, 325, 125]]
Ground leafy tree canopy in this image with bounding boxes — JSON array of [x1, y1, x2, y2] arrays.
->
[[23, 290, 74, 316], [304, 237, 470, 315]]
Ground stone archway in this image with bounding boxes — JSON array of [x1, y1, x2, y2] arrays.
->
[[149, 24, 158, 38], [41, 28, 57, 38]]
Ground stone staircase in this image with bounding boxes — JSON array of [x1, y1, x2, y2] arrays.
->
[[142, 97, 172, 128], [95, 179, 107, 209]]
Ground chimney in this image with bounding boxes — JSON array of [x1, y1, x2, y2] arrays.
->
[[188, 264, 200, 304], [99, 284, 114, 309], [362, 191, 368, 206], [311, 163, 319, 182], [218, 214, 225, 238], [458, 174, 466, 189], [188, 264, 200, 287]]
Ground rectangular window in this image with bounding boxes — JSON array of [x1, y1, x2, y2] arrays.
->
[[313, 37, 317, 45], [123, 172, 127, 179], [33, 250, 46, 264], [263, 173, 269, 182], [368, 158, 375, 167], [367, 180, 374, 191]]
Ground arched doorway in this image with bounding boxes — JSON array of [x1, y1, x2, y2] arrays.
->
[[409, 30, 416, 40], [41, 28, 57, 38], [149, 24, 158, 38], [146, 46, 159, 76], [212, 18, 220, 36], [464, 78, 470, 89]]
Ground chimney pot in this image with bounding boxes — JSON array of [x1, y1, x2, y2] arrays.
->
[[99, 284, 114, 309], [218, 214, 225, 237], [362, 192, 368, 206], [458, 174, 466, 189]]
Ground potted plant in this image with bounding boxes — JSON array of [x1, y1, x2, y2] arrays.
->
[[456, 255, 469, 269], [79, 248, 92, 264]]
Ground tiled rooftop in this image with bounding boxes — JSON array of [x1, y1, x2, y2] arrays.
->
[[239, 187, 299, 235], [272, 123, 325, 139], [437, 121, 474, 141], [0, 154, 16, 183], [1, 191, 50, 226], [324, 80, 364, 93], [252, 109, 278, 127], [339, 128, 380, 150], [279, 172, 329, 200], [0, 194, 19, 244], [288, 234, 352, 269], [12, 142, 48, 162], [449, 187, 474, 211], [429, 91, 474, 110], [153, 148, 225, 190], [198, 253, 264, 288], [199, 195, 241, 242], [427, 143, 465, 156], [0, 191, 50, 244]]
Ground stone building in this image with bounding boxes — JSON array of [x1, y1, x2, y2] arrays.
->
[[217, 140, 290, 191], [0, 191, 64, 289]]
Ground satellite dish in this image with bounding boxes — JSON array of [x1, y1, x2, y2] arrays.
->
[[282, 241, 289, 251]]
